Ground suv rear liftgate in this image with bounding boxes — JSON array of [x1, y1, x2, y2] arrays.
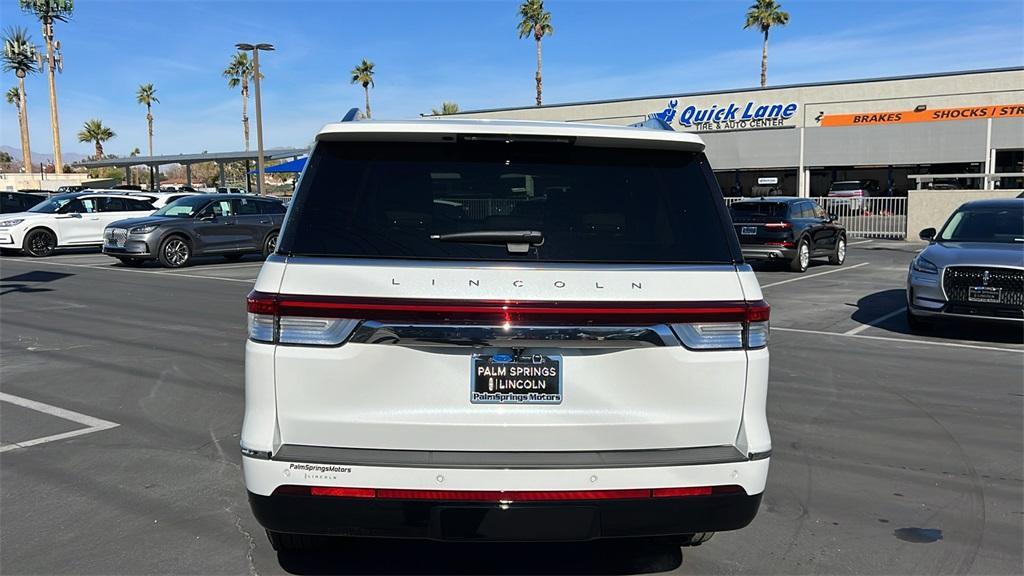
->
[[242, 123, 771, 543]]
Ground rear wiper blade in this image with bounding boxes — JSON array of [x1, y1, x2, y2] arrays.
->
[[430, 230, 543, 254]]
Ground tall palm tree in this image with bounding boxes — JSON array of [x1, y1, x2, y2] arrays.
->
[[743, 0, 789, 87], [136, 83, 158, 159], [431, 101, 459, 115], [517, 0, 553, 107], [350, 59, 375, 119], [20, 0, 73, 173], [223, 51, 257, 151], [77, 119, 115, 160], [2, 26, 39, 170]]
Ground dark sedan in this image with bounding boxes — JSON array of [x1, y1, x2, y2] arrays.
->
[[730, 197, 847, 272], [102, 194, 286, 267]]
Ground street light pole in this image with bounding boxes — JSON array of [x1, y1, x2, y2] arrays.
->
[[236, 42, 274, 196]]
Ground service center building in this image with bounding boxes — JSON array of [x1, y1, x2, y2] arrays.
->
[[450, 68, 1024, 197]]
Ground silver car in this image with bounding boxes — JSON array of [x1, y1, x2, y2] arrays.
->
[[102, 193, 286, 267], [907, 198, 1023, 328]]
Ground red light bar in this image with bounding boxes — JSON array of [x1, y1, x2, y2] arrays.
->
[[764, 222, 792, 229], [247, 291, 769, 326], [274, 485, 746, 501]]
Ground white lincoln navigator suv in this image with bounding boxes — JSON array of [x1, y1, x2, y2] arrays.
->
[[242, 119, 771, 550]]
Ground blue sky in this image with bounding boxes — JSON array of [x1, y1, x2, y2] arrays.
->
[[1, 0, 1022, 158]]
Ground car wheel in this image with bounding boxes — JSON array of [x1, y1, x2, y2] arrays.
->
[[158, 236, 192, 268], [263, 231, 279, 258], [224, 254, 244, 261], [789, 238, 810, 272], [829, 235, 847, 265], [23, 228, 57, 257], [117, 256, 143, 267]]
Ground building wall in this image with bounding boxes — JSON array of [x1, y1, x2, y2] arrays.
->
[[450, 69, 1024, 177]]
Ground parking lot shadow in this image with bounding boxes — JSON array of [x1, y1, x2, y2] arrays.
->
[[852, 288, 1023, 345], [0, 270, 74, 295], [276, 538, 683, 575]]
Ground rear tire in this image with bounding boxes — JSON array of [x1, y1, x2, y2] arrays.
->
[[23, 228, 57, 257], [158, 236, 192, 268], [829, 235, 847, 265], [262, 231, 279, 258], [790, 238, 810, 272]]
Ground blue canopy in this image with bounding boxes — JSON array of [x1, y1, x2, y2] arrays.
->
[[251, 157, 306, 174]]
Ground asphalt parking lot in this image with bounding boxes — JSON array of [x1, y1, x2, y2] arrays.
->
[[1, 242, 1021, 575]]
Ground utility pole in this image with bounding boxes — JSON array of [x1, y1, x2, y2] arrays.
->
[[236, 42, 274, 195]]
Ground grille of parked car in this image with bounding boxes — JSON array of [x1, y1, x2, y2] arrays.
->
[[943, 266, 1024, 307], [105, 228, 128, 246]]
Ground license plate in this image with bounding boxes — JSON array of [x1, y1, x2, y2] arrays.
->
[[741, 226, 757, 235], [969, 286, 1001, 303], [471, 354, 562, 404]]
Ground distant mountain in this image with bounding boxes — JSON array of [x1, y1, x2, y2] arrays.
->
[[0, 145, 90, 165]]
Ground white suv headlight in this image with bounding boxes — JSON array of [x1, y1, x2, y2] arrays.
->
[[0, 218, 25, 227]]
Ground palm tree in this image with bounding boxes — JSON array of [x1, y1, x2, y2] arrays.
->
[[2, 26, 39, 170], [431, 101, 459, 115], [743, 0, 789, 87], [20, 0, 73, 173], [77, 119, 115, 160], [517, 0, 553, 107], [350, 59, 375, 119], [223, 51, 257, 151], [136, 83, 158, 159]]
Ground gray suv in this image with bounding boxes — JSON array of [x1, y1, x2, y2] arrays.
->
[[102, 193, 286, 267]]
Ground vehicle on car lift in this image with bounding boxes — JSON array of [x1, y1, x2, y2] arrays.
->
[[729, 197, 847, 272], [907, 198, 1024, 329], [242, 118, 771, 551]]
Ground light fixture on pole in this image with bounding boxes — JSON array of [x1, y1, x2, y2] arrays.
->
[[236, 42, 274, 195]]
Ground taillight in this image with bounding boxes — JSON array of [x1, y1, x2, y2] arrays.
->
[[671, 301, 769, 350], [764, 222, 792, 229], [246, 292, 359, 346], [274, 485, 746, 500], [247, 292, 769, 350]]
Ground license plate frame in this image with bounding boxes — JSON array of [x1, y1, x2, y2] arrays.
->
[[968, 286, 1001, 303], [471, 354, 562, 405], [741, 226, 757, 236]]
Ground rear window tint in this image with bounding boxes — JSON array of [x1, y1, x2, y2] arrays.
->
[[280, 140, 736, 264], [731, 202, 788, 218]]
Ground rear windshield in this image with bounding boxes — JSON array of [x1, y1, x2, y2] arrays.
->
[[829, 182, 864, 192], [279, 140, 736, 263], [730, 202, 788, 218]]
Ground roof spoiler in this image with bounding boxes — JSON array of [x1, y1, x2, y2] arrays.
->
[[628, 117, 675, 131], [341, 108, 362, 122]]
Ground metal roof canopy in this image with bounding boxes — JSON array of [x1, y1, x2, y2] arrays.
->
[[72, 147, 309, 169]]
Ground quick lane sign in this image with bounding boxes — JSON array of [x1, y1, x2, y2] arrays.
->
[[821, 104, 1024, 127], [650, 99, 798, 131]]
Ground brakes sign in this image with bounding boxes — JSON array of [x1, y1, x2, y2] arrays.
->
[[821, 104, 1024, 127]]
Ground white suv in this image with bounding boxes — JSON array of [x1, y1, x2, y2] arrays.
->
[[242, 119, 771, 549], [0, 191, 156, 257]]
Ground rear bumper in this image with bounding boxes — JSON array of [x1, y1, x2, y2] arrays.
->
[[247, 489, 762, 542], [741, 246, 796, 261]]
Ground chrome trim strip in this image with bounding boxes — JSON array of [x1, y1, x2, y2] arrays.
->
[[348, 322, 681, 348], [271, 445, 748, 469]]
